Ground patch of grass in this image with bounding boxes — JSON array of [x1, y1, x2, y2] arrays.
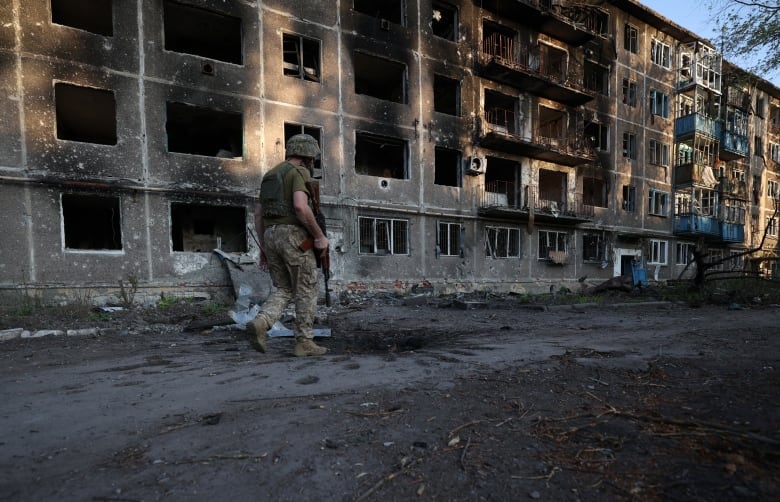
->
[[200, 301, 226, 316], [157, 295, 181, 309]]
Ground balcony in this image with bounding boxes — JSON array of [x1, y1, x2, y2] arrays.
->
[[478, 36, 594, 105], [718, 178, 748, 200], [673, 162, 720, 188], [674, 214, 745, 243], [674, 113, 721, 140], [480, 112, 597, 166], [477, 181, 594, 223], [719, 128, 749, 160], [473, 0, 598, 46]]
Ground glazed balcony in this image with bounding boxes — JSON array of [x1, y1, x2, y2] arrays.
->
[[674, 214, 745, 243], [477, 181, 594, 224], [718, 177, 749, 200], [674, 113, 721, 141], [473, 0, 598, 46], [719, 128, 749, 160], [480, 110, 596, 166], [479, 35, 594, 105]]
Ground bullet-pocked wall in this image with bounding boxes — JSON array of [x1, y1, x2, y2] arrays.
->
[[2, 0, 779, 303]]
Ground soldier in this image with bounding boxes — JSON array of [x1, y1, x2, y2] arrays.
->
[[249, 134, 329, 356]]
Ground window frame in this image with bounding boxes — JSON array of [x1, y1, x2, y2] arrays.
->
[[623, 23, 638, 53], [648, 189, 670, 217], [582, 232, 606, 263], [537, 229, 567, 260], [622, 185, 636, 212], [675, 242, 694, 265], [282, 33, 321, 83], [622, 132, 637, 160], [650, 38, 672, 69], [358, 216, 410, 255], [485, 225, 521, 259], [649, 139, 670, 166], [622, 78, 637, 107], [649, 89, 670, 118], [437, 221, 463, 257], [648, 239, 668, 265]]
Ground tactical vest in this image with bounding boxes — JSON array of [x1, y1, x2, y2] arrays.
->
[[260, 162, 297, 218]]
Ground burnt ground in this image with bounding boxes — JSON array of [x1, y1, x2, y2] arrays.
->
[[0, 291, 779, 501]]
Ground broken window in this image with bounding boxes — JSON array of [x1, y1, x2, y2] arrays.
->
[[55, 83, 117, 145], [676, 242, 694, 265], [283, 33, 320, 82], [584, 61, 608, 95], [355, 132, 407, 179], [485, 226, 520, 258], [437, 221, 462, 257], [538, 230, 567, 261], [650, 38, 671, 69], [649, 239, 668, 265], [433, 74, 460, 116], [358, 216, 409, 255], [538, 169, 567, 213], [170, 203, 247, 253], [285, 123, 323, 172], [62, 193, 122, 251], [482, 21, 516, 63], [622, 132, 637, 159], [624, 24, 638, 54], [166, 102, 243, 158], [484, 90, 518, 134], [353, 0, 404, 25], [649, 139, 670, 166], [484, 157, 521, 207], [622, 185, 636, 212], [582, 233, 606, 262], [583, 177, 607, 208], [650, 89, 670, 118], [648, 189, 669, 216], [622, 78, 637, 107], [432, 2, 457, 41], [51, 0, 113, 36], [163, 0, 243, 65], [538, 106, 565, 145], [354, 51, 407, 104], [585, 120, 608, 151], [434, 146, 461, 187]]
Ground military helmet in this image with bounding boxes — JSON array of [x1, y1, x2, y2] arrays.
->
[[286, 134, 321, 159]]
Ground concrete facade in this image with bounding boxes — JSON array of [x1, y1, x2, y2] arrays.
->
[[1, 0, 779, 304]]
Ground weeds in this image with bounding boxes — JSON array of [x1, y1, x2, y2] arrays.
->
[[118, 275, 139, 308]]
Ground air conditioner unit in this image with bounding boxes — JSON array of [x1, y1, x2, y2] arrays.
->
[[465, 156, 486, 176]]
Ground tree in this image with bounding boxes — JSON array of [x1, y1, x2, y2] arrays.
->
[[710, 0, 780, 80]]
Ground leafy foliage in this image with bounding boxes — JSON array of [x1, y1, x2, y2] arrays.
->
[[710, 0, 780, 79]]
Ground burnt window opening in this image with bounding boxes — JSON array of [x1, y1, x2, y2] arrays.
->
[[538, 169, 567, 213], [51, 0, 113, 36], [55, 83, 117, 145], [434, 146, 461, 187], [433, 74, 460, 116], [484, 156, 521, 207], [584, 61, 609, 95], [582, 233, 606, 262], [482, 21, 516, 62], [163, 0, 243, 65], [354, 52, 407, 104], [62, 194, 122, 251], [538, 106, 565, 144], [283, 33, 321, 82], [353, 0, 405, 26], [432, 2, 457, 40], [166, 102, 243, 158], [284, 123, 323, 173], [583, 176, 607, 208], [355, 132, 407, 179], [484, 90, 518, 135], [171, 203, 247, 253], [585, 120, 608, 151]]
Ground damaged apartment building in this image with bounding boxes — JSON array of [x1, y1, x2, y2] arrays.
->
[[1, 0, 780, 304]]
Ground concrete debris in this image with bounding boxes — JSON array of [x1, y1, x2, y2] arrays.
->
[[0, 328, 24, 341], [23, 330, 65, 338]]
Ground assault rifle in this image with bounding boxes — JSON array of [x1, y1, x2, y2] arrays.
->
[[300, 180, 331, 306]]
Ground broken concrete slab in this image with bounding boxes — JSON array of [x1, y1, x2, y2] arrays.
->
[[0, 328, 23, 341]]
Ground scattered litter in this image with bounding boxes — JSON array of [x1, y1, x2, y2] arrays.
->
[[100, 306, 124, 313], [268, 321, 332, 338]]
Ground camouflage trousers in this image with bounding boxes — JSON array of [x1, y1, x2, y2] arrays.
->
[[256, 224, 318, 340]]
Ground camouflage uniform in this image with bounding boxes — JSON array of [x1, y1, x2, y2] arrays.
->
[[255, 222, 319, 340], [249, 133, 327, 356]]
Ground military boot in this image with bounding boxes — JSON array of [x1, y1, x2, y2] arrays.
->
[[294, 337, 327, 357], [247, 317, 269, 353]]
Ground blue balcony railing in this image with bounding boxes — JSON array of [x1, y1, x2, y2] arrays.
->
[[720, 130, 749, 157], [674, 214, 744, 243]]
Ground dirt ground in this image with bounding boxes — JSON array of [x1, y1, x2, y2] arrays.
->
[[0, 291, 778, 501]]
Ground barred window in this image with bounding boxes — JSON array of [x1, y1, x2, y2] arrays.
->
[[538, 230, 567, 260], [358, 217, 409, 255], [485, 226, 520, 258], [438, 221, 462, 257]]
